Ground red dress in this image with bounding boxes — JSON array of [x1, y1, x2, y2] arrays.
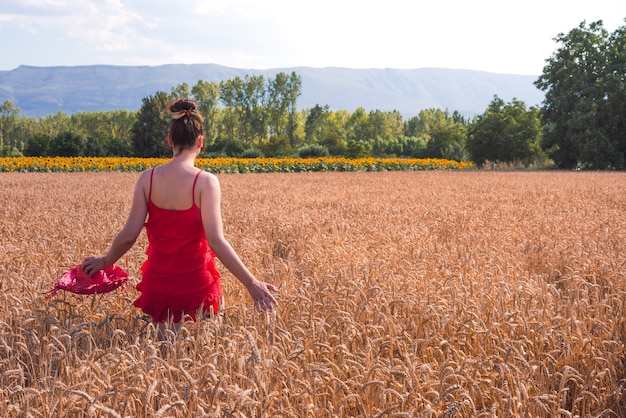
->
[[133, 168, 223, 323]]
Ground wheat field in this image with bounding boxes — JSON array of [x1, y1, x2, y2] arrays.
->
[[0, 171, 624, 417]]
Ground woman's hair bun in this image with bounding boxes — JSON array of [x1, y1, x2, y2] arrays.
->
[[169, 98, 197, 113]]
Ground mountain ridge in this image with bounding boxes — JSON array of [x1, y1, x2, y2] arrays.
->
[[0, 64, 545, 118]]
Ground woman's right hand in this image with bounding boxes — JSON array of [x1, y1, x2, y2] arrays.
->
[[246, 280, 278, 312]]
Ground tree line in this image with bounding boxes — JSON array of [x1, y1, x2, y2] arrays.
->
[[1, 20, 624, 169]]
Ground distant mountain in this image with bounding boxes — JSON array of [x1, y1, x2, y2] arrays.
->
[[0, 64, 545, 118]]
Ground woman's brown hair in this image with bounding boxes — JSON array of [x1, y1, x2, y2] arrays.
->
[[166, 98, 204, 153]]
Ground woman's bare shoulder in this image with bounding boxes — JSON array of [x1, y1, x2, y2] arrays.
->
[[135, 168, 152, 185], [197, 170, 220, 189]]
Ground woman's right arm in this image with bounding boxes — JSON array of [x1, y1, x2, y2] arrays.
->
[[82, 170, 149, 276]]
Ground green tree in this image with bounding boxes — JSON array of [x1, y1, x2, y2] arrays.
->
[[104, 110, 136, 155], [535, 20, 626, 169], [37, 111, 72, 140], [260, 136, 291, 157], [304, 104, 330, 142], [50, 131, 85, 156], [405, 109, 468, 160], [72, 112, 107, 155], [6, 115, 37, 154], [203, 136, 246, 157], [0, 100, 20, 150], [131, 91, 170, 157], [285, 72, 303, 147], [84, 137, 106, 156], [267, 72, 290, 138], [170, 82, 191, 99], [467, 96, 543, 166], [345, 140, 369, 158], [219, 77, 243, 141], [104, 138, 133, 156], [69, 110, 136, 151], [316, 109, 349, 154], [191, 80, 221, 143], [24, 134, 53, 156], [318, 130, 347, 156], [267, 72, 302, 147], [367, 110, 404, 142], [219, 75, 267, 144], [345, 107, 369, 142], [370, 135, 427, 158]]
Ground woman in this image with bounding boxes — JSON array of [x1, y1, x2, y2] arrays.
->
[[81, 98, 277, 335]]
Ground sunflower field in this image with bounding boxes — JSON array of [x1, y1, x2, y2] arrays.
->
[[0, 157, 473, 173]]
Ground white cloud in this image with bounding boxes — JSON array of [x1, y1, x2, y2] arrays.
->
[[0, 0, 625, 73]]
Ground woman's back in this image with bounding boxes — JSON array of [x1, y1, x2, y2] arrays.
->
[[148, 164, 202, 210]]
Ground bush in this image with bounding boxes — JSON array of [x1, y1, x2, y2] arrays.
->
[[319, 132, 347, 156], [297, 144, 330, 158], [241, 148, 265, 158], [203, 137, 247, 157], [260, 136, 292, 157]]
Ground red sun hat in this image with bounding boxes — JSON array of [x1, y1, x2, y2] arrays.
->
[[45, 264, 130, 299]]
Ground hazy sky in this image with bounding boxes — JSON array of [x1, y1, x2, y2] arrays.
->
[[1, 0, 624, 75]]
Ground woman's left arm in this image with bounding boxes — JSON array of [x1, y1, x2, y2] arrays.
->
[[199, 172, 278, 312]]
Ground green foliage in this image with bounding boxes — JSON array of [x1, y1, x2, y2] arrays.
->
[[23, 134, 52, 156], [404, 109, 468, 161], [50, 131, 85, 157], [216, 72, 302, 147], [346, 107, 369, 142], [0, 145, 22, 157], [191, 80, 221, 143], [131, 92, 170, 158], [219, 75, 267, 143], [9, 66, 598, 165], [297, 144, 330, 158], [345, 140, 369, 159], [84, 138, 106, 157], [425, 123, 467, 161], [367, 110, 404, 142], [467, 96, 543, 166], [203, 137, 247, 157], [370, 135, 428, 158], [21, 109, 135, 157], [535, 20, 626, 169], [260, 136, 292, 157], [37, 111, 72, 140], [401, 136, 429, 158], [104, 138, 133, 157], [240, 148, 265, 158], [267, 72, 302, 146], [0, 100, 24, 152], [304, 104, 330, 142], [318, 130, 347, 156], [170, 82, 191, 99]]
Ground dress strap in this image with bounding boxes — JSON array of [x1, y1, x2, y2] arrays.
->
[[148, 168, 155, 201], [192, 170, 202, 206]]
